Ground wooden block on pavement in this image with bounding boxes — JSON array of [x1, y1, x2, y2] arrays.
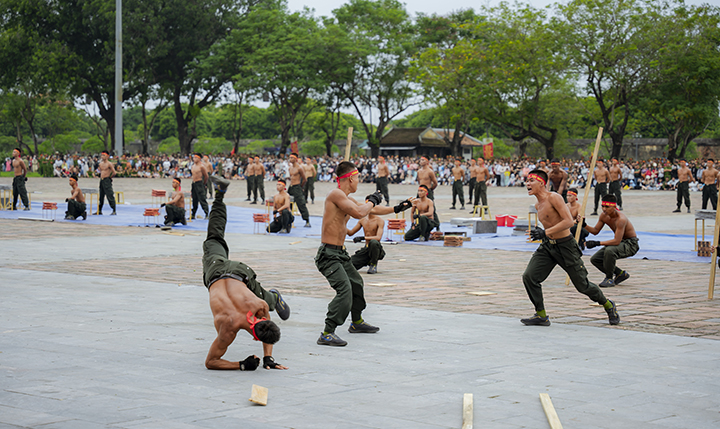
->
[[249, 384, 268, 406]]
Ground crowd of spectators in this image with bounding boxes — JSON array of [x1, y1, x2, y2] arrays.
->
[[2, 153, 713, 193]]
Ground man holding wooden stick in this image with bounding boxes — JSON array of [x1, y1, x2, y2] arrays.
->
[[522, 169, 619, 327]]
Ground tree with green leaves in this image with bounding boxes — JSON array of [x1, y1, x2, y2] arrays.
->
[[226, 6, 328, 153], [638, 2, 720, 160], [557, 0, 664, 159], [330, 0, 418, 157], [411, 10, 483, 157], [471, 3, 571, 159]]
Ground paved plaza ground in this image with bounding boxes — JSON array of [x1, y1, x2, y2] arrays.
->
[[1, 176, 720, 428]]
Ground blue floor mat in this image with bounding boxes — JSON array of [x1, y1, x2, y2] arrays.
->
[[0, 203, 710, 264]]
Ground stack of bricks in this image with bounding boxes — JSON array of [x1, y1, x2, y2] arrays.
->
[[443, 236, 464, 247], [429, 231, 444, 241], [698, 241, 713, 257]]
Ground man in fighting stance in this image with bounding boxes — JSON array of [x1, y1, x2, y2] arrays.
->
[[522, 169, 619, 327], [315, 161, 413, 346]]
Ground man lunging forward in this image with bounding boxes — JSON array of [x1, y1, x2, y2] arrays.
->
[[522, 169, 619, 327], [202, 175, 290, 370], [315, 161, 413, 346]]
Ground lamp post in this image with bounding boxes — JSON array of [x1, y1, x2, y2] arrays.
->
[[114, 0, 122, 156]]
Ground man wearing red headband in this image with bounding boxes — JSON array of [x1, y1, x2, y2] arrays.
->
[[315, 161, 413, 346], [162, 178, 187, 226], [582, 194, 638, 288], [522, 169, 619, 326], [267, 179, 293, 233], [376, 156, 390, 205], [288, 153, 311, 227], [591, 159, 610, 216], [202, 175, 290, 370], [11, 148, 30, 211], [566, 188, 588, 249], [64, 175, 87, 220]]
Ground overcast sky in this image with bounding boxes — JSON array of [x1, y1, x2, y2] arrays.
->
[[285, 0, 716, 18]]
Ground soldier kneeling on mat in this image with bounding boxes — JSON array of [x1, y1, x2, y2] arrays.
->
[[267, 179, 294, 233], [161, 178, 187, 226], [203, 175, 290, 370], [405, 185, 438, 242], [65, 175, 87, 220], [347, 212, 386, 274]]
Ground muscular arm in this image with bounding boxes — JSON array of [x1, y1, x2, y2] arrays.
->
[[109, 162, 117, 178], [202, 165, 208, 182], [430, 172, 438, 190], [419, 200, 435, 218], [602, 217, 627, 246], [205, 314, 241, 370], [299, 166, 306, 187], [330, 191, 373, 219], [583, 217, 606, 235], [347, 219, 364, 237]]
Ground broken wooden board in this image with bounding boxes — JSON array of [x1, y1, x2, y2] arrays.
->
[[539, 393, 563, 429], [462, 393, 473, 429], [249, 384, 268, 406], [466, 291, 497, 296]]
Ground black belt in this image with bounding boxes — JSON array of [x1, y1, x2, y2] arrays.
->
[[544, 235, 573, 245], [321, 243, 345, 251]]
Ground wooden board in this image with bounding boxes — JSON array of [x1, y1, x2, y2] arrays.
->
[[539, 393, 563, 429], [462, 393, 473, 429], [567, 127, 603, 286], [467, 291, 497, 296], [249, 384, 268, 406], [344, 127, 353, 160]]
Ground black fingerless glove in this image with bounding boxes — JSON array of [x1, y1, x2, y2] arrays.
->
[[530, 227, 546, 241], [582, 219, 587, 229], [263, 356, 280, 369], [393, 199, 412, 213], [65, 198, 69, 202], [353, 236, 365, 243], [273, 210, 278, 215], [586, 240, 600, 249], [365, 191, 382, 207], [413, 214, 419, 220], [160, 203, 166, 207], [239, 355, 259, 371]]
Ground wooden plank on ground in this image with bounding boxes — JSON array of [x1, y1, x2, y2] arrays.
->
[[539, 393, 563, 429], [249, 384, 268, 406], [462, 393, 473, 429]]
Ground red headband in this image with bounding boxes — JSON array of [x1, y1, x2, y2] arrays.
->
[[528, 173, 546, 186], [567, 189, 577, 196], [601, 201, 619, 210], [336, 169, 358, 188], [246, 311, 267, 341]]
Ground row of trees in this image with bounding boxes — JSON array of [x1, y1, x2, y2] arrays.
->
[[1, 0, 719, 160]]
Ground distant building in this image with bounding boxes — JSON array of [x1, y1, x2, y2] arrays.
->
[[379, 127, 487, 159]]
